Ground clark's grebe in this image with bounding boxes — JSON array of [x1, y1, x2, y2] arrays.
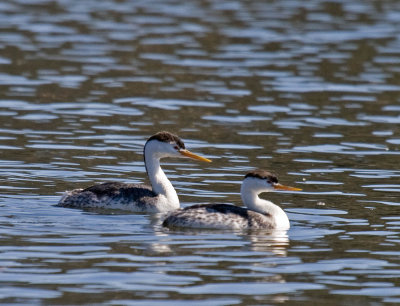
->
[[163, 169, 301, 230], [58, 131, 211, 212]]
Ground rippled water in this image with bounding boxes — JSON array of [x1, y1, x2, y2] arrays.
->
[[1, 0, 400, 304]]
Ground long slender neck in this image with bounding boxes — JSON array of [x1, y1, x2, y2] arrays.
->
[[240, 179, 290, 229], [144, 141, 179, 209]]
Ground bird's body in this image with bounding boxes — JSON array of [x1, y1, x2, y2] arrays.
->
[[58, 182, 161, 212], [57, 132, 211, 212], [163, 169, 301, 230], [162, 203, 277, 230]]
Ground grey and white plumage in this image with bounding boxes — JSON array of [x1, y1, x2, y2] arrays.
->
[[57, 131, 211, 212], [163, 169, 301, 230]]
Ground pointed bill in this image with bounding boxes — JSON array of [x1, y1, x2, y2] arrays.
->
[[273, 183, 302, 191], [179, 149, 211, 162]]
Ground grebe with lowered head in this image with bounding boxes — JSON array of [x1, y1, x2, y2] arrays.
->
[[163, 169, 301, 230], [58, 131, 211, 212]]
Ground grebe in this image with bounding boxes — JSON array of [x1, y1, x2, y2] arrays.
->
[[58, 131, 211, 212], [163, 169, 301, 230]]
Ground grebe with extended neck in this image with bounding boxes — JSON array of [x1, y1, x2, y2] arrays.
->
[[163, 169, 301, 230], [58, 131, 211, 212]]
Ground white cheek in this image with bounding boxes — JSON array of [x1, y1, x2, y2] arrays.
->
[[262, 181, 275, 191], [168, 147, 181, 157]]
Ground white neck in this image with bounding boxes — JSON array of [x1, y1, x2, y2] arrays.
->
[[240, 178, 290, 229], [144, 141, 180, 210]]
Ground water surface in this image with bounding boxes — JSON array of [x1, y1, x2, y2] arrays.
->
[[1, 0, 400, 304]]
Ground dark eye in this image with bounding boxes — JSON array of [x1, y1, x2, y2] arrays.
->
[[174, 145, 179, 150]]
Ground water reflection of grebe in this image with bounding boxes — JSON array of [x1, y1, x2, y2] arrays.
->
[[58, 131, 211, 212], [163, 169, 301, 230], [247, 230, 289, 256]]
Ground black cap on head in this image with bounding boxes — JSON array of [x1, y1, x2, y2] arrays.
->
[[245, 169, 278, 184], [147, 131, 185, 149]]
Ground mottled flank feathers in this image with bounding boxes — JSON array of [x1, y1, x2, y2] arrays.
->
[[58, 182, 161, 212], [163, 204, 275, 230]]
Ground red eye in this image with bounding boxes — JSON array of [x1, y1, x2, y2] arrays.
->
[[174, 146, 179, 150]]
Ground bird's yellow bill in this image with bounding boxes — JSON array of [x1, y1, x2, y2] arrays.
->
[[273, 183, 302, 191], [179, 149, 211, 162]]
